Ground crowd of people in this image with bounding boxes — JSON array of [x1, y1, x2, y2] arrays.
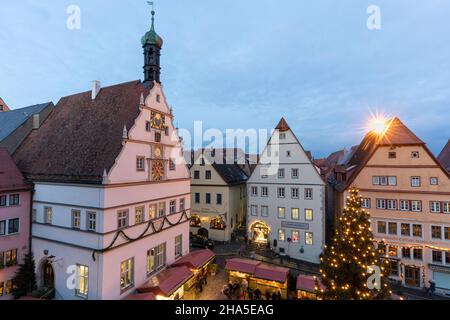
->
[[221, 279, 283, 300]]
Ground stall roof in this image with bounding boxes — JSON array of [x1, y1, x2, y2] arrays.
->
[[254, 264, 289, 283], [137, 266, 193, 297], [225, 258, 261, 274], [124, 292, 157, 300], [296, 275, 324, 293], [172, 249, 215, 269]]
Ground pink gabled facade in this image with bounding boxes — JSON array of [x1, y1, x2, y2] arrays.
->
[[0, 149, 31, 300]]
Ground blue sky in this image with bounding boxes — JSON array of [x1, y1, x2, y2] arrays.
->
[[1, 0, 449, 158]]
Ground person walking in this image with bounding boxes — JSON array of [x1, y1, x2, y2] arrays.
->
[[427, 280, 436, 297]]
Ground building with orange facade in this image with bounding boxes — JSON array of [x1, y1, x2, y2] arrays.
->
[[332, 118, 450, 295]]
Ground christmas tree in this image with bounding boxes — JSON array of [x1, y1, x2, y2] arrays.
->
[[11, 252, 37, 299], [316, 187, 391, 300]]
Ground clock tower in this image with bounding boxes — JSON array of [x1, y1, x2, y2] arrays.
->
[[142, 9, 163, 87]]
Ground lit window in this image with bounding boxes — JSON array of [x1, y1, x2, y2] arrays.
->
[[135, 207, 144, 224], [291, 208, 299, 220], [278, 229, 286, 241], [175, 235, 182, 258], [72, 210, 81, 229], [388, 246, 398, 257], [158, 202, 166, 218], [44, 207, 53, 224], [305, 232, 313, 245], [179, 198, 185, 212], [388, 222, 397, 235], [412, 224, 422, 237], [120, 258, 134, 290], [149, 204, 157, 220], [292, 231, 300, 243], [76, 265, 89, 298], [431, 226, 442, 239], [377, 221, 386, 234], [401, 223, 410, 236], [305, 209, 313, 221], [5, 249, 17, 266], [278, 207, 286, 219]]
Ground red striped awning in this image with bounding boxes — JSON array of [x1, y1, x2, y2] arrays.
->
[[137, 266, 193, 297], [172, 249, 215, 269]]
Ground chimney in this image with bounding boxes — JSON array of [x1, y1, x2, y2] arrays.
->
[[32, 114, 40, 129], [92, 80, 101, 100]]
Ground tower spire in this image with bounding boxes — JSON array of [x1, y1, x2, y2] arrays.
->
[[142, 2, 163, 87]]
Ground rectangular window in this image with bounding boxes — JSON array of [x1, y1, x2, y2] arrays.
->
[[216, 194, 222, 205], [430, 177, 439, 185], [444, 203, 450, 214], [362, 198, 371, 209], [149, 204, 157, 220], [169, 159, 176, 171], [32, 209, 37, 223], [280, 133, 286, 140], [7, 218, 19, 235], [9, 194, 19, 206], [372, 176, 380, 185], [388, 152, 397, 159], [388, 176, 397, 186], [117, 210, 129, 229], [291, 208, 299, 220], [401, 223, 410, 236], [412, 224, 422, 237], [446, 253, 450, 264], [261, 206, 269, 217], [376, 199, 386, 210], [304, 188, 313, 200], [205, 193, 211, 205], [251, 187, 258, 196], [179, 198, 185, 212], [194, 171, 200, 179], [120, 258, 134, 290], [5, 280, 13, 295], [291, 188, 299, 199], [205, 171, 212, 180], [305, 232, 313, 246], [0, 220, 5, 236], [411, 200, 422, 212], [430, 201, 441, 213], [305, 209, 313, 221], [158, 202, 166, 218], [72, 210, 81, 229], [170, 200, 176, 214], [431, 226, 442, 239], [413, 248, 423, 260], [292, 231, 300, 243], [261, 187, 268, 197], [44, 207, 52, 224], [400, 200, 410, 211], [0, 282, 3, 296], [136, 156, 145, 171], [260, 168, 269, 178], [286, 151, 291, 157], [291, 169, 299, 179], [278, 169, 285, 179], [380, 176, 388, 186], [135, 207, 144, 224], [388, 222, 397, 235], [388, 260, 399, 276], [87, 212, 96, 232], [278, 207, 286, 219], [402, 247, 411, 259], [432, 251, 443, 263], [251, 205, 258, 216], [175, 235, 182, 258], [155, 132, 161, 143], [76, 265, 89, 298], [387, 199, 397, 210], [5, 249, 17, 266], [377, 221, 386, 234], [277, 188, 285, 198], [195, 193, 200, 204], [445, 227, 450, 240], [0, 195, 6, 207], [278, 229, 286, 241], [411, 176, 421, 187], [388, 246, 398, 257], [145, 121, 151, 132]]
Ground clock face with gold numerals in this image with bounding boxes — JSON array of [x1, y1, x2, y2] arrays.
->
[[152, 161, 164, 181], [150, 112, 165, 130]]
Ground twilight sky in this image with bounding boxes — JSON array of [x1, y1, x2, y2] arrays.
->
[[1, 0, 449, 158]]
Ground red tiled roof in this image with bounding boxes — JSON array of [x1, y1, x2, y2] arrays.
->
[[275, 117, 290, 132], [0, 148, 31, 192], [225, 258, 260, 274], [137, 266, 193, 297], [438, 139, 450, 172], [296, 275, 324, 293], [13, 80, 149, 184], [172, 249, 215, 269], [377, 117, 424, 146], [124, 292, 157, 300], [254, 264, 289, 283]]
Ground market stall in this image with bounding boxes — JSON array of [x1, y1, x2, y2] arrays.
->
[[124, 292, 157, 300], [137, 266, 193, 300], [296, 274, 324, 300], [172, 249, 216, 289]]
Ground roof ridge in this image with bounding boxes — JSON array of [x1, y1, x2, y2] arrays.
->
[[59, 80, 142, 100]]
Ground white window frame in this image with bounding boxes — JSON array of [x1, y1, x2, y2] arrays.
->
[[305, 209, 313, 221], [291, 188, 299, 199], [277, 188, 285, 198], [304, 188, 313, 200], [261, 206, 269, 218], [72, 210, 81, 229], [76, 264, 89, 298], [278, 207, 286, 219], [120, 258, 134, 291], [175, 235, 182, 258], [250, 205, 258, 216], [411, 176, 421, 187], [291, 208, 300, 220], [305, 232, 313, 246], [87, 212, 97, 232]]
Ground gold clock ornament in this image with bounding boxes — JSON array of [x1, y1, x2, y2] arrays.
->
[[154, 146, 162, 159], [152, 161, 165, 181], [150, 112, 165, 130]]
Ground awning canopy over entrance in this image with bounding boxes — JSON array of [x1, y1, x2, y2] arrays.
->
[[137, 266, 193, 297], [172, 249, 215, 270]]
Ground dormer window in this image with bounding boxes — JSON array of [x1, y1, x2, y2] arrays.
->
[[156, 94, 161, 103]]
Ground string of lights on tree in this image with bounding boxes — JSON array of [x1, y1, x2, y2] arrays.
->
[[316, 186, 392, 300]]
